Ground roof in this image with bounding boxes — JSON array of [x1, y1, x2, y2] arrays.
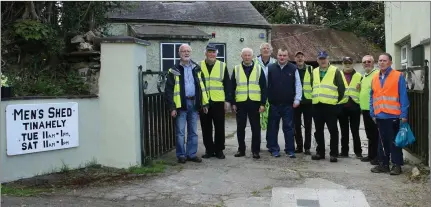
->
[[129, 24, 211, 40], [108, 1, 270, 29], [271, 24, 384, 62]]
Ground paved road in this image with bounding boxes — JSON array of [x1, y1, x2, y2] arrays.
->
[[2, 117, 430, 207]]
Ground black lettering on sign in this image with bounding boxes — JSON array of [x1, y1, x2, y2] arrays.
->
[[21, 132, 38, 141], [61, 139, 69, 146], [43, 140, 55, 148], [48, 107, 73, 118], [13, 109, 43, 121], [42, 131, 56, 139], [22, 141, 38, 150], [21, 120, 66, 130]]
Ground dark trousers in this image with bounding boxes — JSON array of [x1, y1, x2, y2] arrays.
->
[[376, 118, 403, 166], [199, 102, 225, 154], [267, 104, 295, 154], [294, 103, 313, 151], [338, 106, 362, 155], [362, 110, 379, 160], [236, 101, 261, 153], [313, 103, 339, 157]]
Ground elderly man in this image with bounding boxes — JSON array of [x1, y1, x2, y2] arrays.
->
[[370, 53, 409, 175], [359, 55, 380, 165], [311, 51, 345, 163], [293, 51, 314, 155], [199, 44, 231, 159], [338, 57, 363, 158], [165, 44, 209, 164], [231, 48, 267, 159], [267, 47, 302, 158]]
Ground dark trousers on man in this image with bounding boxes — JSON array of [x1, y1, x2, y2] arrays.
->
[[338, 106, 362, 156], [294, 103, 313, 151], [362, 110, 379, 160], [236, 100, 261, 153], [199, 102, 225, 154], [267, 104, 295, 154], [376, 118, 403, 166], [313, 103, 339, 157]]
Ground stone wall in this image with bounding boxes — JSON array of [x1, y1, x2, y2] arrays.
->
[[66, 51, 101, 95]]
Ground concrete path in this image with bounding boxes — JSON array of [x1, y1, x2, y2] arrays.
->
[[2, 117, 430, 207]]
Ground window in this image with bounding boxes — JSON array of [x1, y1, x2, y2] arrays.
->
[[400, 45, 408, 65], [160, 43, 188, 72], [210, 43, 226, 63]]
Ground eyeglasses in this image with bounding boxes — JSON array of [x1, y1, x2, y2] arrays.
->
[[362, 61, 372, 64]]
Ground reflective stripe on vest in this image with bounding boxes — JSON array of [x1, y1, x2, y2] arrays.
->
[[200, 60, 225, 102], [371, 69, 401, 115], [303, 65, 313, 99], [311, 65, 339, 105], [359, 69, 379, 110], [169, 68, 209, 108], [235, 64, 261, 102], [339, 72, 362, 104]]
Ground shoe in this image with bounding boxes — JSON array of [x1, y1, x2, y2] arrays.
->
[[304, 150, 311, 155], [338, 153, 349, 158], [330, 156, 338, 162], [187, 156, 202, 163], [272, 151, 280, 157], [234, 151, 245, 157], [216, 151, 226, 159], [252, 153, 260, 159], [360, 156, 372, 162], [202, 153, 214, 159], [370, 159, 379, 165], [355, 153, 363, 159], [289, 153, 296, 158], [294, 148, 303, 153], [311, 154, 325, 160], [177, 157, 186, 164], [371, 165, 390, 173], [390, 165, 402, 175]]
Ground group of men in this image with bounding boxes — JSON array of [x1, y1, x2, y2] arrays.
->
[[165, 42, 409, 176]]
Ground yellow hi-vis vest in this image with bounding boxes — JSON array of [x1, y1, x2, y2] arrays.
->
[[303, 65, 313, 100], [169, 68, 209, 109], [234, 63, 261, 102], [312, 65, 339, 105], [200, 60, 226, 102], [359, 69, 379, 110], [339, 72, 362, 104]]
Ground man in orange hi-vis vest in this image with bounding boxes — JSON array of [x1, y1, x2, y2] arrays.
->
[[370, 53, 410, 176]]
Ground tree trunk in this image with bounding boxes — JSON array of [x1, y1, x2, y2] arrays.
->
[[299, 1, 308, 24]]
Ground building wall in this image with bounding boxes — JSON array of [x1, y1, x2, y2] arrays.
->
[[1, 98, 100, 182], [385, 2, 430, 69]]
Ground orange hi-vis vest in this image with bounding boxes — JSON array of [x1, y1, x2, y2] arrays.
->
[[371, 69, 401, 116]]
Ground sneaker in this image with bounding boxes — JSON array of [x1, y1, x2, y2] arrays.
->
[[234, 151, 245, 157], [187, 156, 202, 163], [289, 153, 296, 159], [177, 157, 186, 164], [311, 154, 325, 160], [330, 156, 338, 162], [390, 165, 402, 175], [272, 151, 280, 157], [371, 165, 390, 173], [304, 149, 311, 155]]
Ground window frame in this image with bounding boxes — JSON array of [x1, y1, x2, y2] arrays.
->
[[400, 45, 408, 64], [209, 43, 227, 63], [160, 42, 189, 72]]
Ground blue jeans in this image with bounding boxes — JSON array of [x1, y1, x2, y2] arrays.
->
[[175, 100, 199, 159], [267, 104, 295, 154]]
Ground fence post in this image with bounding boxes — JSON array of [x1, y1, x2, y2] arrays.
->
[[98, 36, 150, 168]]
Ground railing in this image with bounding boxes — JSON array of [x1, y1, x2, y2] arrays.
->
[[138, 67, 175, 164], [400, 62, 429, 165]]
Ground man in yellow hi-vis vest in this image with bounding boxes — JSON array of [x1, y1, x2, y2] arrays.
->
[[199, 44, 231, 160], [293, 51, 314, 155], [311, 51, 345, 163], [337, 57, 363, 159], [165, 44, 209, 164], [230, 48, 267, 159]]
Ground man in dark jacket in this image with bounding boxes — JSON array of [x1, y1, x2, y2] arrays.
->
[[165, 44, 209, 164]]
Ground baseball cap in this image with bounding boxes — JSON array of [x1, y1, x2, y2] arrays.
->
[[342, 56, 353, 63], [295, 51, 304, 57], [317, 51, 328, 59], [205, 44, 217, 51]]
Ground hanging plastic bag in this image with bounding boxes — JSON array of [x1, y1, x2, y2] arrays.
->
[[395, 121, 416, 148]]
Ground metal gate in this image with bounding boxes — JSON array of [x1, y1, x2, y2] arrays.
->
[[138, 66, 175, 164]]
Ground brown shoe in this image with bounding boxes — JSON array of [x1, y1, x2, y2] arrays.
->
[[187, 156, 202, 163], [371, 165, 390, 173], [390, 165, 402, 175]]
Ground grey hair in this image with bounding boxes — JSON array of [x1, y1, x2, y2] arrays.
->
[[362, 55, 375, 62], [241, 47, 253, 56], [178, 44, 192, 52], [259, 42, 273, 51], [204, 49, 219, 55]]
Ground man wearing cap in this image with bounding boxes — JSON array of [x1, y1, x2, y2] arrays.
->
[[311, 51, 345, 162], [293, 51, 314, 155], [338, 57, 363, 159], [231, 48, 267, 159], [199, 44, 231, 159], [359, 55, 380, 165]]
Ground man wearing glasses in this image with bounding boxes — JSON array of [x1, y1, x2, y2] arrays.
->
[[359, 55, 380, 165], [338, 57, 363, 159]]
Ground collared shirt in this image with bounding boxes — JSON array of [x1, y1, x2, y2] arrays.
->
[[276, 61, 302, 105], [180, 61, 195, 97], [369, 67, 409, 119]]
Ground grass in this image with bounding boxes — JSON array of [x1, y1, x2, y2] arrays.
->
[[1, 185, 51, 197], [251, 190, 260, 197]]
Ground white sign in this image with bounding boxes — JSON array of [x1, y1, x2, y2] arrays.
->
[[6, 102, 79, 156]]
